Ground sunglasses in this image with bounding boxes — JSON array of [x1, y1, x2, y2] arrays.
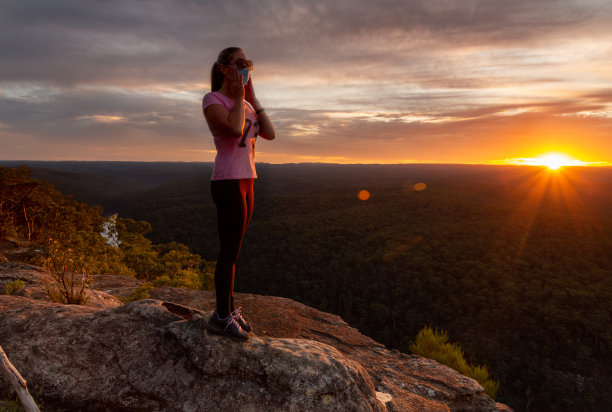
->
[[231, 59, 254, 71]]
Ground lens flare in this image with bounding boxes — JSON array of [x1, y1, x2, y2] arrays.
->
[[358, 190, 370, 200]]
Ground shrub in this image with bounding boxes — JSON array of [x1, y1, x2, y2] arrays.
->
[[120, 284, 153, 303], [410, 326, 500, 399], [1, 166, 214, 302], [200, 260, 215, 291], [42, 239, 95, 305], [5, 279, 25, 295]]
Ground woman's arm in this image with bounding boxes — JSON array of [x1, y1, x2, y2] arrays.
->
[[245, 79, 276, 141], [204, 68, 245, 138], [204, 104, 244, 138]]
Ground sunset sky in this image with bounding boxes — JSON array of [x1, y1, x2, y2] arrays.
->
[[1, 0, 611, 165]]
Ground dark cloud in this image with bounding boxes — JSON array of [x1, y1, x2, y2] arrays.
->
[[2, 87, 610, 162], [1, 0, 610, 85], [0, 87, 204, 146], [1, 0, 611, 162]]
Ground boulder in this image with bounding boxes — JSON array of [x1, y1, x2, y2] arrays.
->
[[0, 297, 383, 411], [144, 285, 508, 411], [0, 265, 511, 411]]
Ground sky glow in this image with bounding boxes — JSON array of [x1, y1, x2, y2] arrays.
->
[[1, 0, 611, 165]]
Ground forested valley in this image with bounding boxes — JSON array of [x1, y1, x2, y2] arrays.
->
[[3, 161, 611, 411]]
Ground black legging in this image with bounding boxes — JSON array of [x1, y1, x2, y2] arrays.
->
[[210, 178, 254, 319]]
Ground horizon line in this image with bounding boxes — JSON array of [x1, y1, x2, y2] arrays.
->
[[1, 159, 611, 168]]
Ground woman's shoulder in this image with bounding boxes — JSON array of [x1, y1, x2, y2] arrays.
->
[[203, 91, 225, 103], [203, 91, 231, 110]]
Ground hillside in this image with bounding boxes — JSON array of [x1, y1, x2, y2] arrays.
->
[[2, 161, 611, 411]]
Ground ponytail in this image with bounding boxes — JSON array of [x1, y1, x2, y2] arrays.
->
[[210, 62, 223, 92], [210, 46, 242, 92]]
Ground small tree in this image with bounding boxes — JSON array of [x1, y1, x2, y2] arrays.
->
[[153, 242, 212, 289], [1, 166, 214, 298], [42, 238, 96, 305], [410, 326, 500, 399], [116, 218, 161, 280], [0, 166, 39, 241]]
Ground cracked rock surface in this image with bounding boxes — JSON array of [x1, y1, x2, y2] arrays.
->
[[0, 263, 511, 411]]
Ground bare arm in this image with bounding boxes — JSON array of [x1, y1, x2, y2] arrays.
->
[[204, 67, 245, 138], [204, 103, 244, 138], [245, 79, 276, 140]]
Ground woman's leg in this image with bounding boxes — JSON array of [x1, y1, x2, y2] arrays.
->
[[229, 179, 254, 313], [211, 179, 254, 318]]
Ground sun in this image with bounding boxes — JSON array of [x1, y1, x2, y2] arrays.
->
[[513, 152, 581, 170], [535, 153, 572, 170], [502, 152, 595, 168]]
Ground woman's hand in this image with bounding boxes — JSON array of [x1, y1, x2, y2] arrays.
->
[[245, 77, 257, 107], [227, 67, 245, 102], [246, 75, 275, 141]]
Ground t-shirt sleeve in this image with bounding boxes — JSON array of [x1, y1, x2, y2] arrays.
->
[[202, 92, 230, 114]]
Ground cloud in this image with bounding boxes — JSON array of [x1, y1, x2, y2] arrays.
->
[[1, 0, 611, 163], [0, 85, 205, 146], [2, 0, 610, 86]]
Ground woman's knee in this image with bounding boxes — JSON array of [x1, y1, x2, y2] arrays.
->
[[218, 246, 241, 265]]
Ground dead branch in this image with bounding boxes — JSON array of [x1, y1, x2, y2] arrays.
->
[[0, 344, 40, 412]]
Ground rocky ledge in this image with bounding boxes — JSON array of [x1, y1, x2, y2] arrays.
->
[[0, 262, 511, 411]]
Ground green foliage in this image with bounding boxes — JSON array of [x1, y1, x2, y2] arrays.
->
[[155, 242, 201, 277], [0, 166, 39, 241], [0, 397, 23, 412], [0, 166, 214, 307], [115, 218, 159, 279], [199, 260, 216, 291], [115, 221, 214, 290], [105, 163, 611, 412], [120, 284, 153, 303], [41, 238, 96, 304], [153, 242, 213, 289], [410, 326, 500, 399], [10, 162, 612, 411], [5, 279, 25, 295]]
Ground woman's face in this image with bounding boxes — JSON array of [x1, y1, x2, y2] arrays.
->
[[221, 50, 253, 77]]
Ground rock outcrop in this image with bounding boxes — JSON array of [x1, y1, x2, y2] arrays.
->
[[0, 262, 511, 411]]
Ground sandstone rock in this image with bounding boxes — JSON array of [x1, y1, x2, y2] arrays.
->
[[0, 297, 384, 411], [145, 285, 507, 411], [0, 263, 122, 309], [90, 274, 144, 290], [0, 261, 54, 285], [0, 267, 511, 411]]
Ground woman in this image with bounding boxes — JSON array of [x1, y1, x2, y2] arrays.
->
[[202, 47, 275, 341]]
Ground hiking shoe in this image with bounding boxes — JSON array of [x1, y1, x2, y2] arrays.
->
[[207, 311, 249, 341], [231, 307, 252, 333]]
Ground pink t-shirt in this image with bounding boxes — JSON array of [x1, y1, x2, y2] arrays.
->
[[202, 91, 259, 181]]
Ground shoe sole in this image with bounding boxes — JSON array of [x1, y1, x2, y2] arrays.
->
[[206, 321, 249, 342]]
